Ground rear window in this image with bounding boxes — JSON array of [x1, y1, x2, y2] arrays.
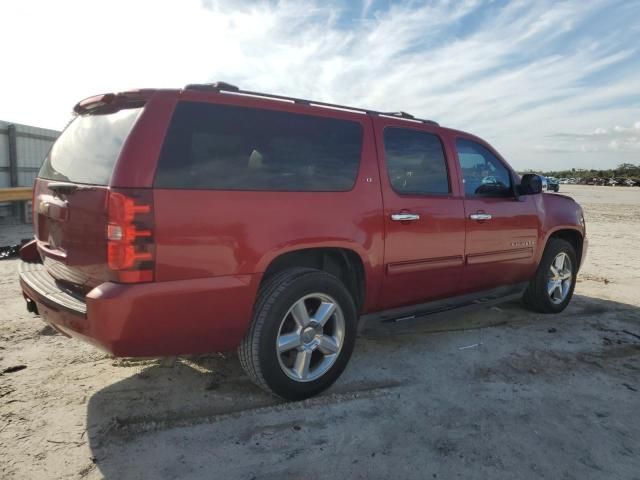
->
[[154, 102, 363, 191], [39, 107, 142, 185]]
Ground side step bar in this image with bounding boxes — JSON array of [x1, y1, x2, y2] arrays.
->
[[359, 283, 527, 333]]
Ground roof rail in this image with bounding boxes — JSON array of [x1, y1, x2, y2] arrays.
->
[[385, 111, 415, 119], [183, 82, 439, 126], [184, 82, 240, 92]]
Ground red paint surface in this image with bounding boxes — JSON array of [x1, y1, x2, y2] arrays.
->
[[21, 88, 586, 357]]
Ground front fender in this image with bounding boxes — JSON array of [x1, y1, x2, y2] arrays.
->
[[535, 193, 585, 267]]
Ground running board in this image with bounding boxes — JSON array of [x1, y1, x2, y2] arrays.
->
[[358, 283, 527, 333]]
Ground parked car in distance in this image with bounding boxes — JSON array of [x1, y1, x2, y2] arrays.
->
[[546, 176, 560, 192], [539, 175, 549, 190], [18, 83, 588, 400]]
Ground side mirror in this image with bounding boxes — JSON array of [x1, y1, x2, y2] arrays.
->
[[519, 174, 543, 195]]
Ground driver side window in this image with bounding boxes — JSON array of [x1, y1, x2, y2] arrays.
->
[[456, 138, 512, 197]]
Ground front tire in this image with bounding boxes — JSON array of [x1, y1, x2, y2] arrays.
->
[[523, 238, 577, 313], [238, 268, 357, 400]]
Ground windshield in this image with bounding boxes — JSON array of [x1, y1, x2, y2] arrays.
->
[[39, 107, 142, 185]]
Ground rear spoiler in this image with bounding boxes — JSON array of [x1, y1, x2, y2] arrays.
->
[[73, 90, 155, 115]]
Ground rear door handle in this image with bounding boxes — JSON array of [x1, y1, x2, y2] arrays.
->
[[391, 213, 420, 221], [469, 213, 492, 221]]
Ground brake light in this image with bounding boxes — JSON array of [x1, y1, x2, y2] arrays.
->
[[107, 189, 155, 283], [74, 91, 150, 114]]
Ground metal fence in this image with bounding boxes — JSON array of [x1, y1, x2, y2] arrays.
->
[[0, 120, 60, 222]]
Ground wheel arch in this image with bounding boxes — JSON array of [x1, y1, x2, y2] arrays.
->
[[258, 246, 368, 313], [541, 227, 584, 269]]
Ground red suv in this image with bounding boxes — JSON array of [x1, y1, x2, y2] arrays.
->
[[19, 83, 587, 400]]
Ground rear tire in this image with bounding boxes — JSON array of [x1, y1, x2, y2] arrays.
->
[[238, 268, 357, 400], [523, 238, 577, 313]]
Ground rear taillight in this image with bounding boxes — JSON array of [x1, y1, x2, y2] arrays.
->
[[107, 189, 154, 283]]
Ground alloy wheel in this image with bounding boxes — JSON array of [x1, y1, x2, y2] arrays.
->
[[547, 252, 573, 304], [276, 293, 345, 382]]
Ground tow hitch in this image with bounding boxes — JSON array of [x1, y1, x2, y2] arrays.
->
[[25, 297, 39, 315]]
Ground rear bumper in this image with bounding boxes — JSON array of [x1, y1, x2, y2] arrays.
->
[[19, 261, 261, 357]]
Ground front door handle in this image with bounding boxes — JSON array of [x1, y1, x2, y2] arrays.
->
[[391, 213, 420, 222], [469, 213, 492, 221]]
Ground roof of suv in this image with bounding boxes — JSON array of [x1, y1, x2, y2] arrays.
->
[[181, 82, 439, 127], [75, 81, 440, 127]]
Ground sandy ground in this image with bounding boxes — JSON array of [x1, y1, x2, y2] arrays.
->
[[1, 185, 639, 479]]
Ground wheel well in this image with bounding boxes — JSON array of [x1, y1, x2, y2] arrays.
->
[[262, 248, 366, 313], [549, 229, 583, 267]]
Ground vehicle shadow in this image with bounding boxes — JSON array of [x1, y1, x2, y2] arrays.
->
[[85, 293, 640, 479]]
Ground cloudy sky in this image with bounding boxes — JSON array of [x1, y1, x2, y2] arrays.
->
[[2, 0, 639, 170]]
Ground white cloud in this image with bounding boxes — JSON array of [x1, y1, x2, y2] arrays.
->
[[541, 120, 640, 154], [1, 0, 638, 170], [610, 137, 640, 152], [613, 123, 640, 134], [361, 0, 374, 18]]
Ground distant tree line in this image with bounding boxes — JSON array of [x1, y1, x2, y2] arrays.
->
[[520, 163, 640, 180]]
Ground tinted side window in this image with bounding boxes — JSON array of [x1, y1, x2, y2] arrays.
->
[[383, 128, 449, 195], [155, 102, 363, 191], [456, 139, 512, 197]]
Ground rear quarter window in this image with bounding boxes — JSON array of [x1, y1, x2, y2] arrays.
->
[[154, 102, 363, 191], [39, 107, 142, 185]]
